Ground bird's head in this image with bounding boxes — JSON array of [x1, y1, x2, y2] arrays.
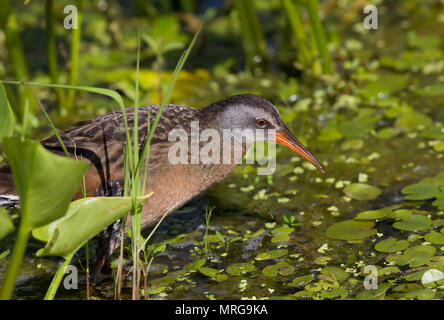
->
[[211, 94, 325, 173]]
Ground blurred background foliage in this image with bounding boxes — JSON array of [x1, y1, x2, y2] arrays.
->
[[0, 0, 379, 132]]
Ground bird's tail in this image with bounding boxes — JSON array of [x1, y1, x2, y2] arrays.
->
[[0, 163, 19, 209]]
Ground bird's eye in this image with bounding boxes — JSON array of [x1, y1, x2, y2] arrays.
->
[[256, 118, 268, 128]]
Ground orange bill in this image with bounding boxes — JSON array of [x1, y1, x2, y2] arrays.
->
[[275, 130, 325, 173]]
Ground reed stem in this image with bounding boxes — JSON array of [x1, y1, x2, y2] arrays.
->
[[233, 0, 267, 73], [282, 0, 312, 67], [0, 0, 32, 121], [45, 0, 65, 109], [306, 0, 333, 75], [66, 0, 83, 110]]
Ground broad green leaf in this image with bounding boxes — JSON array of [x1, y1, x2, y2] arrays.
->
[[374, 238, 410, 253], [326, 220, 377, 241], [343, 183, 382, 201], [226, 262, 255, 276], [255, 249, 288, 261], [0, 208, 14, 239], [393, 214, 432, 231], [34, 195, 151, 258], [354, 208, 390, 220], [401, 183, 440, 200], [3, 138, 89, 228], [424, 232, 444, 245], [397, 245, 436, 268], [0, 83, 15, 140], [321, 266, 350, 281]]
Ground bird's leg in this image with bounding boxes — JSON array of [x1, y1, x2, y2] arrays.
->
[[91, 179, 124, 282]]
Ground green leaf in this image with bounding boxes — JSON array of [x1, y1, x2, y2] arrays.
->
[[326, 220, 377, 241], [34, 195, 151, 258], [3, 138, 89, 228], [0, 83, 15, 140], [355, 283, 390, 300], [321, 266, 350, 281], [343, 183, 382, 201], [255, 249, 288, 261], [374, 238, 410, 253], [397, 245, 436, 268], [401, 183, 440, 200], [415, 83, 444, 96], [0, 250, 10, 260], [424, 232, 444, 245], [393, 214, 432, 232], [395, 112, 432, 133], [183, 258, 206, 272], [354, 208, 390, 220], [0, 207, 14, 240], [226, 262, 255, 276]]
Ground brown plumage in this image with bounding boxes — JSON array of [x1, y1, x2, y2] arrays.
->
[[0, 94, 324, 277]]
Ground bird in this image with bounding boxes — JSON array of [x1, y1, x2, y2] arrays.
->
[[0, 93, 324, 278]]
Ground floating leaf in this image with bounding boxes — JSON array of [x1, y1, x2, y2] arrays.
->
[[226, 262, 255, 276], [326, 220, 377, 241], [401, 183, 440, 200], [271, 226, 293, 244], [263, 261, 295, 277], [397, 245, 436, 268], [403, 289, 436, 300], [321, 266, 349, 281], [415, 83, 444, 96], [255, 249, 288, 261], [393, 214, 432, 231], [343, 183, 382, 201], [375, 238, 410, 253], [395, 112, 432, 132], [288, 275, 314, 287], [421, 125, 444, 140], [355, 283, 390, 300], [183, 258, 206, 272], [407, 31, 441, 49], [424, 232, 444, 245], [374, 127, 401, 139], [198, 267, 227, 281], [354, 208, 389, 220]]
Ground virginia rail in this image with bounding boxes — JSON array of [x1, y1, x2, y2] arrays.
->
[[0, 94, 324, 277]]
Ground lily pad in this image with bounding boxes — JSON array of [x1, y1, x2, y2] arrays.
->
[[343, 183, 382, 201], [395, 112, 432, 132], [415, 83, 444, 96], [401, 183, 440, 200], [354, 208, 389, 220], [326, 220, 377, 241], [321, 266, 349, 281], [263, 261, 295, 277], [226, 262, 255, 276], [397, 245, 436, 268], [355, 283, 390, 300], [393, 214, 432, 231], [424, 232, 444, 245], [374, 238, 410, 253], [288, 275, 314, 287], [255, 249, 288, 261]]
